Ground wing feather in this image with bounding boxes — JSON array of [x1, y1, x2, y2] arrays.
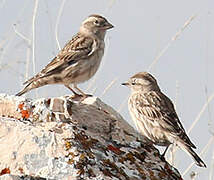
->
[[24, 33, 94, 84], [133, 91, 196, 148]]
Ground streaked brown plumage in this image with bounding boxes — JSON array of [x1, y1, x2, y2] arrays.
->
[[122, 72, 206, 167], [16, 14, 113, 97]]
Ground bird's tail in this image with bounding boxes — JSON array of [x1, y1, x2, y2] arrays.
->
[[16, 75, 42, 96], [16, 83, 32, 96], [180, 142, 206, 167]]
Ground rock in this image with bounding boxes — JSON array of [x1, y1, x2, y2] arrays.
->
[[0, 94, 182, 180]]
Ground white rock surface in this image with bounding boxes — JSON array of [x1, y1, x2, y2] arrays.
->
[[0, 94, 182, 180]]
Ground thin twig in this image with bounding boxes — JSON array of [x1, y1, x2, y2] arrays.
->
[[117, 96, 129, 113], [90, 87, 97, 95], [105, 0, 116, 13], [32, 0, 39, 74], [86, 76, 97, 92], [55, 0, 67, 51], [209, 148, 214, 180], [13, 24, 32, 80], [100, 78, 117, 98], [25, 47, 31, 81], [44, 0, 55, 55], [169, 81, 180, 165], [13, 24, 31, 44], [32, 0, 39, 97], [188, 92, 214, 134], [0, 32, 16, 65], [0, 35, 10, 51], [169, 144, 177, 167], [205, 86, 212, 128], [147, 14, 197, 71], [0, 0, 6, 8], [175, 80, 180, 110]]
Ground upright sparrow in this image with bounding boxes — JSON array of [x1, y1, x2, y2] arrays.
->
[[16, 14, 114, 97], [122, 72, 206, 167]]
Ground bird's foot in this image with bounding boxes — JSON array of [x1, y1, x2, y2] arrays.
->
[[70, 93, 92, 101], [79, 94, 93, 102], [160, 153, 166, 162]]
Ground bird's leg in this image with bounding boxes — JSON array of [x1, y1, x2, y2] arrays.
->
[[64, 85, 81, 96], [73, 84, 92, 99], [161, 145, 169, 160]]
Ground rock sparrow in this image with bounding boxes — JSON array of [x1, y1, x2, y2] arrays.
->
[[122, 72, 206, 167], [16, 14, 114, 97]]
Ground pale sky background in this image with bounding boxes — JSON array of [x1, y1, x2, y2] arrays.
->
[[0, 0, 214, 179]]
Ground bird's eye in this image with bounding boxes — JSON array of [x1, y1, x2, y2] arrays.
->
[[131, 82, 136, 85], [94, 20, 99, 25]]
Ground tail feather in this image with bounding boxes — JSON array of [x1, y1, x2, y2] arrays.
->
[[23, 76, 38, 85], [16, 83, 32, 96], [182, 144, 206, 167], [16, 76, 50, 96], [181, 133, 196, 149], [188, 147, 206, 167]]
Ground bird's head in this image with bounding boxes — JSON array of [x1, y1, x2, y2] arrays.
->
[[80, 14, 114, 39], [122, 72, 160, 93]]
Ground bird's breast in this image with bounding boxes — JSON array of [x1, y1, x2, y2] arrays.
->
[[63, 42, 105, 84]]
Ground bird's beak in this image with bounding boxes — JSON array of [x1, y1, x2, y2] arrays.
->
[[121, 82, 129, 86], [104, 22, 114, 30]]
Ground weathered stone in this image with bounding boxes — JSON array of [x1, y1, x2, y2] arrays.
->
[[52, 98, 65, 112], [0, 94, 183, 180]]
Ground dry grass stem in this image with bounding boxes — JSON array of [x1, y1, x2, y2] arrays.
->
[[148, 14, 197, 71], [117, 96, 128, 113], [209, 148, 214, 180], [55, 0, 67, 51], [13, 24, 31, 44], [168, 81, 180, 165], [100, 78, 117, 97], [105, 0, 116, 13], [90, 86, 97, 95], [32, 0, 39, 97], [86, 76, 97, 92], [25, 47, 31, 81], [32, 0, 39, 74], [0, 33, 16, 65], [205, 86, 212, 128], [0, 0, 6, 8], [168, 144, 177, 167], [188, 92, 214, 134]]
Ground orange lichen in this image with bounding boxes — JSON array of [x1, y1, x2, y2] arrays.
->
[[86, 152, 95, 159], [136, 165, 146, 177], [63, 130, 182, 179], [18, 103, 24, 110], [79, 153, 86, 161], [148, 170, 157, 180], [124, 152, 136, 164], [102, 168, 113, 177], [66, 152, 77, 165], [133, 151, 146, 162], [74, 132, 98, 150], [18, 167, 24, 174], [0, 168, 10, 176], [65, 141, 72, 150], [158, 171, 167, 179], [17, 103, 31, 119], [77, 168, 85, 176], [101, 159, 129, 179], [21, 110, 30, 119], [87, 168, 95, 177], [107, 145, 124, 155]]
